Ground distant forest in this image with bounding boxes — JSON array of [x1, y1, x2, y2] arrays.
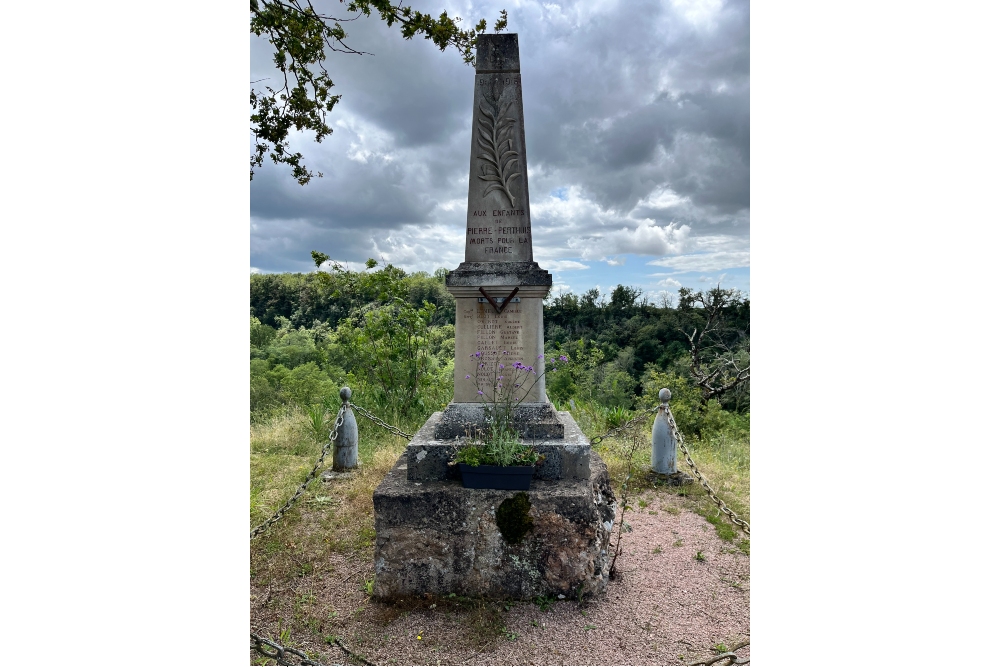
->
[[251, 266, 749, 417]]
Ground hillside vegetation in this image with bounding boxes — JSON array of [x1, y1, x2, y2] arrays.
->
[[250, 260, 749, 548]]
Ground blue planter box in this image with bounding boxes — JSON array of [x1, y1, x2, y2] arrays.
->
[[458, 463, 534, 490]]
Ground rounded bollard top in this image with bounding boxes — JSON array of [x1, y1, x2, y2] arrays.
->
[[659, 388, 671, 403], [340, 386, 352, 402]]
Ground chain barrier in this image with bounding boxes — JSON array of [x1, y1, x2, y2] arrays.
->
[[250, 631, 317, 666], [351, 403, 414, 440], [589, 405, 659, 445], [250, 406, 346, 539], [664, 404, 750, 537], [689, 650, 750, 665]]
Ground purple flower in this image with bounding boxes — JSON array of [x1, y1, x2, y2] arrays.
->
[[538, 354, 544, 359], [527, 366, 533, 372], [475, 351, 481, 358], [550, 358, 555, 363], [465, 374, 471, 379], [515, 383, 520, 388], [477, 390, 483, 395], [559, 355, 568, 362], [480, 363, 485, 368]]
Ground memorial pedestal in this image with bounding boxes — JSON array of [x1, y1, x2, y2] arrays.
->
[[372, 411, 616, 600]]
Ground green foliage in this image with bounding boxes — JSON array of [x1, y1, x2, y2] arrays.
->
[[453, 431, 541, 467], [250, 257, 454, 422], [532, 594, 556, 612], [336, 298, 438, 416], [251, 0, 505, 184]]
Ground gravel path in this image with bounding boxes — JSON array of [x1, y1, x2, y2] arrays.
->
[[252, 489, 749, 665]]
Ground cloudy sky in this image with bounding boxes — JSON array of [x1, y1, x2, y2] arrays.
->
[[250, 0, 749, 303]]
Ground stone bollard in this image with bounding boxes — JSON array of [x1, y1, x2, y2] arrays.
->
[[334, 386, 359, 469], [651, 388, 677, 474]]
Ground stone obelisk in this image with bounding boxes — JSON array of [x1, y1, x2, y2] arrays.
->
[[372, 35, 615, 600], [434, 33, 561, 438]]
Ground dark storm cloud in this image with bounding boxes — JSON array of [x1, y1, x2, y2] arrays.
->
[[250, 0, 750, 274], [515, 0, 749, 218]]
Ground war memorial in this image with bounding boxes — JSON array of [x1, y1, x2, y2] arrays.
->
[[372, 34, 618, 600]]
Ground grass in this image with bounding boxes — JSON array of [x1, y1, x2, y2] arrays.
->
[[250, 405, 415, 587], [570, 400, 750, 548], [251, 398, 749, 663]]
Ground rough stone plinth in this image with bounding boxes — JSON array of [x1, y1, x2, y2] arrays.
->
[[372, 451, 616, 600], [416, 410, 582, 482]]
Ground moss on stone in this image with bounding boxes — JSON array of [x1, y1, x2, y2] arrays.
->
[[496, 492, 534, 544]]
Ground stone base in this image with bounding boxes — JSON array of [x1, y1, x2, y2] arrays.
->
[[647, 470, 694, 486], [413, 410, 586, 482], [433, 402, 565, 440], [372, 451, 616, 600]]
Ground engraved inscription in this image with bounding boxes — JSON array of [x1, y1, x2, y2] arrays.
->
[[473, 305, 525, 385]]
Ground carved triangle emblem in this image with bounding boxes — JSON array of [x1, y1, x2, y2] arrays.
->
[[479, 286, 520, 314]]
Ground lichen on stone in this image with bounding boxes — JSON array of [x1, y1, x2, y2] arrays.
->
[[496, 492, 534, 544]]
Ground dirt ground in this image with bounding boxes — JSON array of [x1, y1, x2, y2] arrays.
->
[[250, 488, 749, 666]]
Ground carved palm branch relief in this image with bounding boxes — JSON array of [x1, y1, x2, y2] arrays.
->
[[476, 100, 521, 207]]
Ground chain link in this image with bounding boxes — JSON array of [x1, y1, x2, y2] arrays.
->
[[589, 406, 659, 445], [250, 406, 346, 539], [664, 404, 750, 537], [688, 651, 749, 665], [351, 403, 414, 440], [250, 631, 317, 665]]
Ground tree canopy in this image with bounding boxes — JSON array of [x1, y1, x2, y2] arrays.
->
[[251, 0, 507, 184]]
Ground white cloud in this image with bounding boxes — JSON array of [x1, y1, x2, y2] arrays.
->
[[568, 220, 690, 260], [543, 260, 590, 271], [250, 267, 261, 274], [636, 187, 690, 210], [657, 277, 682, 288], [603, 256, 626, 266], [647, 250, 750, 272], [369, 222, 466, 273], [671, 0, 724, 30]]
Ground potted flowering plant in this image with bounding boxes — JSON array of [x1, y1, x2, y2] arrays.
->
[[453, 351, 567, 490]]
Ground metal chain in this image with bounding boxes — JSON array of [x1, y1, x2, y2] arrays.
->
[[590, 406, 659, 445], [250, 631, 317, 666], [689, 651, 749, 665], [664, 404, 750, 537], [250, 406, 346, 539], [351, 403, 414, 440]]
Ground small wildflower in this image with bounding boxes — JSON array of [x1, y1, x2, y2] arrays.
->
[[538, 354, 544, 359], [465, 374, 471, 379], [417, 635, 422, 640], [478, 390, 484, 395], [559, 355, 568, 362], [498, 364, 504, 369]]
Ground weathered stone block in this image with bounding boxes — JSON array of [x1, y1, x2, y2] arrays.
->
[[373, 450, 616, 600]]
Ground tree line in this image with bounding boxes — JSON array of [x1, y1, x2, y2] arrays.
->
[[251, 260, 749, 427]]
